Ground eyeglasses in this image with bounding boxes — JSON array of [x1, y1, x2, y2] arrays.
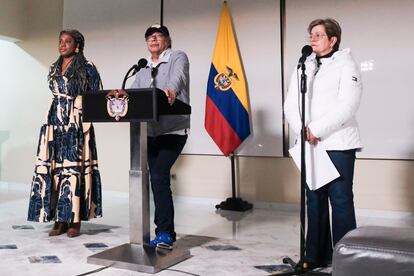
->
[[146, 34, 165, 41], [307, 33, 327, 41]]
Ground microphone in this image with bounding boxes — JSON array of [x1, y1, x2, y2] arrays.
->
[[297, 45, 313, 67], [131, 58, 148, 76], [297, 45, 312, 93], [121, 58, 148, 89]]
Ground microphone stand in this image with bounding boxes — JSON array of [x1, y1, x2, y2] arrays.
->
[[274, 62, 330, 276], [151, 66, 159, 121], [122, 66, 138, 89]]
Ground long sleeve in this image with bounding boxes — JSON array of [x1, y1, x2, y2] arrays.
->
[[165, 51, 189, 96], [284, 68, 304, 136], [85, 62, 102, 91]]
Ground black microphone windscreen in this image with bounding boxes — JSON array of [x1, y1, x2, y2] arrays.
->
[[138, 58, 148, 68], [301, 45, 313, 57]]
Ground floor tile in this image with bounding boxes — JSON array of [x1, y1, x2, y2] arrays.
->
[[0, 183, 413, 275]]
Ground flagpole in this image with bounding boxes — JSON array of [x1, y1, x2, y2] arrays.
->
[[215, 152, 253, 212], [231, 152, 236, 199], [206, 1, 252, 212]]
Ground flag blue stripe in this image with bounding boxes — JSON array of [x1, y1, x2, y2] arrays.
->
[[207, 64, 250, 140]]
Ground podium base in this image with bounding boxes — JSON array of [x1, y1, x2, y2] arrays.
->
[[87, 243, 191, 274], [215, 197, 253, 212]]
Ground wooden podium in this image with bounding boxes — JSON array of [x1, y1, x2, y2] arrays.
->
[[83, 88, 191, 273]]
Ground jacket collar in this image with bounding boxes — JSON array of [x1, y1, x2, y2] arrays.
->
[[309, 48, 352, 66], [147, 48, 172, 68]]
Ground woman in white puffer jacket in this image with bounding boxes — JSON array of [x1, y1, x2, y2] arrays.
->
[[284, 18, 363, 270]]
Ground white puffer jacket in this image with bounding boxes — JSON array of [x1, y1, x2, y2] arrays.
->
[[284, 48, 363, 151]]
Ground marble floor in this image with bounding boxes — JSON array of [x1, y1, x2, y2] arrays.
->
[[0, 182, 413, 276]]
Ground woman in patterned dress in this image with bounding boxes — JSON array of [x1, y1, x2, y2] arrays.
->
[[27, 29, 103, 238]]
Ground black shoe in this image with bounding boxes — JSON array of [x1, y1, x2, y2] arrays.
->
[[303, 262, 329, 271]]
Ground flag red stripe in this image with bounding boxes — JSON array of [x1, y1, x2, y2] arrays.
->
[[205, 96, 241, 156]]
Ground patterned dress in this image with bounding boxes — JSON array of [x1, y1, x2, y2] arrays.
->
[[27, 61, 103, 223]]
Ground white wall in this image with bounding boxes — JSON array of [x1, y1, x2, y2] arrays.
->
[[0, 0, 63, 182], [64, 0, 285, 158], [285, 0, 414, 159], [63, 0, 160, 193], [173, 155, 414, 213], [0, 0, 27, 41], [164, 0, 284, 156], [62, 0, 284, 190], [1, 0, 413, 214]]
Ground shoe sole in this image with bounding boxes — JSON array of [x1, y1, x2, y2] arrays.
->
[[156, 242, 173, 250]]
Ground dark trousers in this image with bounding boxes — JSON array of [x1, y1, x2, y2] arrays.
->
[[148, 134, 187, 241], [305, 149, 357, 265]]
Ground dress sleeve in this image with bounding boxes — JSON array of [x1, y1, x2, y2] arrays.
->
[[85, 62, 102, 91]]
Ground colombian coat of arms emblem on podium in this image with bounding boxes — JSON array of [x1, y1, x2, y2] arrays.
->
[[106, 89, 129, 121]]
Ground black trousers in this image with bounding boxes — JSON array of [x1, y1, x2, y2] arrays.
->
[[148, 134, 187, 241]]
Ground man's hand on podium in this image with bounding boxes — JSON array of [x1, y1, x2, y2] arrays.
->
[[164, 88, 176, 105]]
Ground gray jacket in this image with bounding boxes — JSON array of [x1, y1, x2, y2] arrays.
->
[[131, 49, 190, 136]]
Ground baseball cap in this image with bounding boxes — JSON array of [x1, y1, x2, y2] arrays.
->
[[145, 24, 170, 38]]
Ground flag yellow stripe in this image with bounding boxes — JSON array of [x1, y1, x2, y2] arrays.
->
[[211, 3, 249, 111]]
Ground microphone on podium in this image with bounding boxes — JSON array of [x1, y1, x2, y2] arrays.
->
[[131, 58, 148, 76], [122, 58, 148, 89]]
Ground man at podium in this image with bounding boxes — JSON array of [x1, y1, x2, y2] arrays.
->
[[130, 24, 190, 249]]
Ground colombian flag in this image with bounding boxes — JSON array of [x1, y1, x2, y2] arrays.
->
[[205, 2, 250, 156]]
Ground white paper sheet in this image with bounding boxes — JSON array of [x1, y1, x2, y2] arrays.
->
[[289, 142, 340, 190]]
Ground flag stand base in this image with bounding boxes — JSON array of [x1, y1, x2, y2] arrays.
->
[[215, 153, 253, 212], [215, 197, 253, 212]]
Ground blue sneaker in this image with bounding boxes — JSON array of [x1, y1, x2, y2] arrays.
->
[[149, 232, 174, 250]]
